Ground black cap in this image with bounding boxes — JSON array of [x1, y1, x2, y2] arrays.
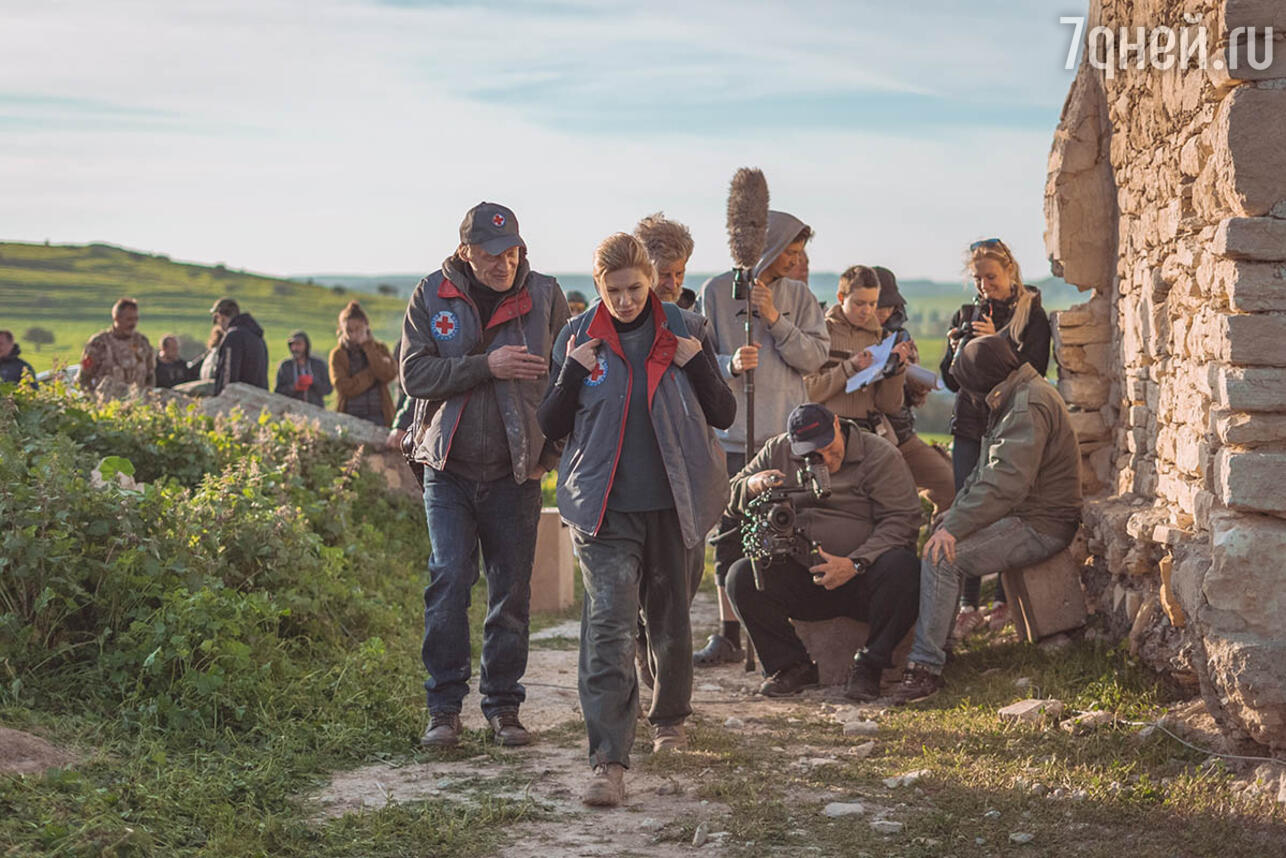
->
[[459, 202, 524, 255], [787, 403, 836, 456], [566, 290, 588, 304]]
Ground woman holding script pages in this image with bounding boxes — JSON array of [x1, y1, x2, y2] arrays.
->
[[804, 264, 911, 439]]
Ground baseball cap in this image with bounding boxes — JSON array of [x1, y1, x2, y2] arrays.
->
[[787, 403, 837, 456], [459, 202, 524, 255]]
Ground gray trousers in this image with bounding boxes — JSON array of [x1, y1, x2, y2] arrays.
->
[[573, 507, 696, 768], [908, 516, 1070, 672]]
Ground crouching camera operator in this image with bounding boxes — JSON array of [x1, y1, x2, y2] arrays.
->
[[725, 403, 922, 702]]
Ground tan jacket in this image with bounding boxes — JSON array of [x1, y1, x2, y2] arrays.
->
[[330, 339, 398, 425], [805, 305, 904, 424], [943, 364, 1082, 542], [728, 423, 922, 568]]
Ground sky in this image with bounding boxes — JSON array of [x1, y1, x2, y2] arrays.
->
[[0, 0, 1085, 281]]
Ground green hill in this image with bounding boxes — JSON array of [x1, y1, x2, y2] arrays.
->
[[0, 241, 410, 376]]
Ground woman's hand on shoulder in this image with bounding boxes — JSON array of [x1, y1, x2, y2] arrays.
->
[[674, 335, 702, 367], [567, 336, 602, 371]]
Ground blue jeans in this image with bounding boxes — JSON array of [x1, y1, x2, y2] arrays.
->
[[421, 467, 541, 718], [908, 516, 1069, 672], [953, 435, 1006, 607]]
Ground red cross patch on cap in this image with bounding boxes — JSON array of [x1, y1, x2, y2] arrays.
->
[[492, 213, 506, 228]]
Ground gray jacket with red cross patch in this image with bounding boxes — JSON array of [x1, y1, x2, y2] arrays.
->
[[544, 295, 731, 549], [400, 257, 569, 483]]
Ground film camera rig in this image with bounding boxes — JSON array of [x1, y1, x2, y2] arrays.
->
[[741, 453, 833, 590]]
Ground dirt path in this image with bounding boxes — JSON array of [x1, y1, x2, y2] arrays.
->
[[311, 591, 883, 856]]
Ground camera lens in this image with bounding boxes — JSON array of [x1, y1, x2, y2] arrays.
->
[[767, 504, 795, 532]]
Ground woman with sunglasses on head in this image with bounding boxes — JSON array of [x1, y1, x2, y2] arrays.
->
[[538, 233, 735, 808], [940, 238, 1051, 640]]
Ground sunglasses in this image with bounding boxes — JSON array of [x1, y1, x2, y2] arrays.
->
[[970, 237, 1012, 258]]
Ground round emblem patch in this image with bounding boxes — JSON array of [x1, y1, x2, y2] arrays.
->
[[431, 310, 460, 341], [583, 353, 609, 387], [492, 213, 506, 228]]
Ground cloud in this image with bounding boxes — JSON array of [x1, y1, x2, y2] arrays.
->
[[0, 0, 1077, 280]]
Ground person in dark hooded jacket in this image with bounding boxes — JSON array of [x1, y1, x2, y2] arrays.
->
[[0, 330, 36, 385], [275, 331, 332, 407], [892, 334, 1080, 705], [939, 238, 1051, 636], [210, 298, 269, 394]]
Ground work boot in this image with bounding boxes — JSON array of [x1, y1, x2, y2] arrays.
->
[[652, 722, 687, 753], [693, 633, 743, 667], [582, 762, 626, 807], [420, 711, 462, 747], [889, 664, 945, 706], [758, 661, 820, 697], [488, 710, 531, 746], [843, 659, 883, 702]]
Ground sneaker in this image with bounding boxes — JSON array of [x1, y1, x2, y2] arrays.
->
[[758, 661, 820, 697], [693, 633, 744, 667], [889, 665, 944, 706], [582, 762, 626, 807], [985, 602, 1012, 632], [487, 710, 531, 746], [420, 711, 462, 747], [652, 722, 687, 753], [949, 607, 985, 646], [636, 638, 655, 690], [843, 659, 883, 702]]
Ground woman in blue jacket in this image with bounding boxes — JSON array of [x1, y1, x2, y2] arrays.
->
[[539, 233, 735, 808]]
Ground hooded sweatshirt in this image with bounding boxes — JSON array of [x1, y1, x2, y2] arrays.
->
[[696, 211, 829, 452], [874, 267, 921, 445], [942, 335, 1081, 542], [0, 341, 36, 385], [274, 331, 333, 407], [214, 312, 269, 394]]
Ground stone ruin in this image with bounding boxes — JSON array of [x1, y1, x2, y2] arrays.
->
[[1045, 0, 1286, 749]]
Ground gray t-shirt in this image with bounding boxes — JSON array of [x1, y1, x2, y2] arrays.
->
[[606, 323, 673, 512]]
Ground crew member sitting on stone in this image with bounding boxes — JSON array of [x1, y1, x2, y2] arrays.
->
[[726, 403, 922, 701], [892, 335, 1082, 704], [804, 264, 909, 439]]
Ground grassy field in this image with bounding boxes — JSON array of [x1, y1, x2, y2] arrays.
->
[[0, 241, 410, 376]]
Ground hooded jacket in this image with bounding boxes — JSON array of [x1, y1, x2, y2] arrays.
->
[[541, 295, 733, 549], [214, 312, 269, 394], [942, 336, 1081, 542], [941, 285, 1051, 440], [0, 342, 36, 385], [400, 253, 569, 484], [274, 331, 333, 407], [696, 211, 829, 452], [874, 267, 922, 445], [727, 421, 922, 568], [805, 303, 905, 427]]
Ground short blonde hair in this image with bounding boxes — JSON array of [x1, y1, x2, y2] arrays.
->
[[633, 212, 694, 267], [837, 265, 880, 297], [592, 233, 655, 290]]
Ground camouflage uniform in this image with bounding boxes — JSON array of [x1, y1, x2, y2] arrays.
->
[[79, 329, 156, 391]]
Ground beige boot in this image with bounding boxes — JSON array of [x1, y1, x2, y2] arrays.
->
[[582, 762, 626, 807], [652, 722, 687, 753]]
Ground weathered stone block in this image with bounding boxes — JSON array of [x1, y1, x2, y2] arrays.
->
[[1215, 218, 1286, 262], [1069, 409, 1110, 442], [1220, 261, 1286, 312], [1215, 449, 1286, 513], [999, 699, 1065, 724], [531, 509, 575, 614], [791, 617, 912, 686], [1219, 313, 1286, 366], [1207, 512, 1286, 639], [1215, 411, 1286, 445], [1203, 633, 1286, 751], [1213, 366, 1286, 411], [1059, 374, 1111, 408], [1212, 87, 1286, 216]]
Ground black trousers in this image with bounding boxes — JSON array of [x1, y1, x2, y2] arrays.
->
[[725, 546, 920, 676], [711, 451, 747, 587]]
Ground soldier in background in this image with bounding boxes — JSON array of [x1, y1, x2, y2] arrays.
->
[[79, 298, 156, 392]]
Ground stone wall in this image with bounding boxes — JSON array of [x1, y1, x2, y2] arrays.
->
[[1045, 0, 1286, 748]]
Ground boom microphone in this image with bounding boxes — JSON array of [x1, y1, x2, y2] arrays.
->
[[727, 168, 770, 272]]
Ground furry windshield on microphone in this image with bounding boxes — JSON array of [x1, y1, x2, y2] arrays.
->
[[726, 168, 769, 271]]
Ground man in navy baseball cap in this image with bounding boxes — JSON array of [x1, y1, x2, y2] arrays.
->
[[459, 202, 525, 255], [787, 402, 837, 456]]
